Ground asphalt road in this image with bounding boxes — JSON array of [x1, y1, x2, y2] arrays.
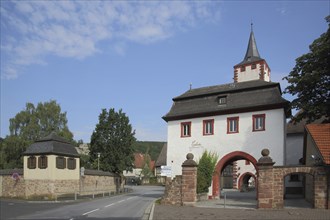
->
[[0, 185, 164, 220]]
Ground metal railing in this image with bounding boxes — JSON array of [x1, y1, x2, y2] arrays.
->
[[54, 187, 132, 202]]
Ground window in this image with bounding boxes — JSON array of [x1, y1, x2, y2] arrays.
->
[[222, 164, 233, 176], [181, 122, 191, 137], [56, 156, 66, 169], [245, 160, 250, 165], [240, 66, 245, 72], [227, 117, 239, 133], [203, 119, 214, 135], [67, 158, 76, 170], [251, 63, 256, 69], [27, 156, 36, 169], [218, 96, 227, 105], [253, 114, 266, 131], [38, 155, 48, 169]]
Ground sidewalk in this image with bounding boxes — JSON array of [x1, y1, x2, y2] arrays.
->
[[152, 205, 330, 220], [151, 189, 329, 220]]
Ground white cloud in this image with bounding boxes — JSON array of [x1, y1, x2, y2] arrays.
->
[[0, 1, 221, 79]]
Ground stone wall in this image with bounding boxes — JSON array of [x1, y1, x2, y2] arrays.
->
[[257, 149, 329, 209], [162, 176, 182, 205], [161, 153, 197, 206], [0, 169, 119, 199], [0, 170, 25, 198], [80, 169, 119, 194], [25, 179, 79, 198]]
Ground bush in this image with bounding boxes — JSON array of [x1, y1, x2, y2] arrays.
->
[[197, 150, 218, 194]]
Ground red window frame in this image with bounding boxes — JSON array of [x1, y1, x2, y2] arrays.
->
[[227, 117, 239, 134], [203, 119, 214, 136], [181, 122, 191, 137], [253, 114, 266, 132]]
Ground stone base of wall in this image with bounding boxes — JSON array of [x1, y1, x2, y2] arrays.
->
[[80, 175, 117, 194], [1, 175, 26, 198], [1, 169, 119, 199], [25, 179, 79, 199], [161, 176, 182, 205]]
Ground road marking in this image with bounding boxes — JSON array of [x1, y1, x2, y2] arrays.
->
[[116, 199, 125, 204], [82, 208, 99, 216], [105, 203, 114, 208]]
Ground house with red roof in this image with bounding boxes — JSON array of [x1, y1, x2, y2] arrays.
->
[[123, 153, 155, 184], [304, 123, 330, 166]]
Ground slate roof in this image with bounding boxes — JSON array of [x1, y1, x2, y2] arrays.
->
[[305, 124, 330, 165], [23, 132, 79, 157], [163, 80, 290, 122], [155, 143, 167, 167], [235, 29, 264, 67]]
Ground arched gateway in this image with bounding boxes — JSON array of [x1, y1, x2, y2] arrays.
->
[[162, 27, 290, 202], [212, 151, 258, 198]]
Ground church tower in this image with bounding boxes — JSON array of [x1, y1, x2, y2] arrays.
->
[[233, 24, 271, 83]]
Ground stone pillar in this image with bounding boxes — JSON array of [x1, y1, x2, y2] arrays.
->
[[257, 149, 275, 209], [181, 153, 198, 206], [314, 167, 328, 209]]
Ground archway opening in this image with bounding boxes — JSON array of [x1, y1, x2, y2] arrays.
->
[[213, 151, 258, 197], [283, 172, 313, 208], [212, 151, 258, 208], [238, 172, 256, 192]]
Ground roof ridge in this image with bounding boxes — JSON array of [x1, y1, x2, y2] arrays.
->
[[173, 80, 279, 101]]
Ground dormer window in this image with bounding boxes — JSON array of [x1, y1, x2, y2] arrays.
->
[[218, 96, 227, 105]]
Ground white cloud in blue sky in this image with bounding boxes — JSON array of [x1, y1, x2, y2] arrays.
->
[[1, 1, 328, 142], [1, 1, 221, 80]]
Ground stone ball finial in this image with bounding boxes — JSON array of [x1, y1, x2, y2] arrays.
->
[[258, 148, 275, 165], [261, 149, 270, 157], [182, 153, 197, 167], [186, 153, 194, 160]]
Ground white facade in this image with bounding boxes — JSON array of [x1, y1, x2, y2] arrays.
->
[[166, 109, 286, 177], [286, 134, 304, 165], [235, 61, 271, 83], [23, 155, 80, 180]]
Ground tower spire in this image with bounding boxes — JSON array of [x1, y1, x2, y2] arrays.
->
[[243, 25, 261, 62], [233, 24, 271, 83]]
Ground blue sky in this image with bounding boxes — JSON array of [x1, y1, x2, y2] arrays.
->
[[1, 1, 329, 143]]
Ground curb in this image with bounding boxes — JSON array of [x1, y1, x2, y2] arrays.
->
[[142, 197, 159, 220], [142, 202, 153, 220]]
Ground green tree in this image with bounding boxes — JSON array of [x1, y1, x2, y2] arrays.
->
[[0, 100, 74, 169], [197, 150, 219, 194], [283, 16, 330, 122], [9, 100, 73, 141], [140, 153, 153, 178], [89, 108, 136, 174]]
